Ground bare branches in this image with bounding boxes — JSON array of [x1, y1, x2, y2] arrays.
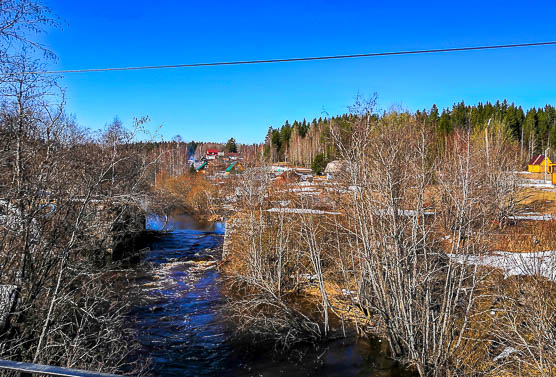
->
[[0, 0, 59, 65], [0, 52, 152, 373]]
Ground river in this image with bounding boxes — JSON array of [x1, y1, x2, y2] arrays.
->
[[128, 213, 410, 377]]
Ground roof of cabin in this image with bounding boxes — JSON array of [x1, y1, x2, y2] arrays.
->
[[528, 155, 546, 165], [325, 160, 348, 173]]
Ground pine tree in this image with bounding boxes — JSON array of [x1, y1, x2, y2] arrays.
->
[[438, 110, 452, 136], [451, 101, 467, 128], [225, 137, 238, 153], [311, 153, 328, 175], [523, 109, 538, 156], [429, 104, 440, 124]]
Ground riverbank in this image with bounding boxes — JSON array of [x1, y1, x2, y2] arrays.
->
[[125, 213, 412, 376]]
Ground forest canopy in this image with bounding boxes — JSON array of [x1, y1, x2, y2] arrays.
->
[[264, 100, 556, 167]]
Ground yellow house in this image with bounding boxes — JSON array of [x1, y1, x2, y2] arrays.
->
[[528, 155, 553, 173]]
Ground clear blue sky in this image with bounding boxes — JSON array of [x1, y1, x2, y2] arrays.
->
[[43, 0, 556, 143]]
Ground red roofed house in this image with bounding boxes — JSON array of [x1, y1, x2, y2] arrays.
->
[[225, 152, 241, 161], [206, 149, 219, 160], [528, 155, 553, 173]]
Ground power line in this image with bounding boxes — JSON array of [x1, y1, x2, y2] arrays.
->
[[3, 41, 556, 75]]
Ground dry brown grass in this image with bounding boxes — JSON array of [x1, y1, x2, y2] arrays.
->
[[491, 220, 556, 252], [453, 273, 556, 377], [302, 280, 375, 332], [516, 171, 553, 181], [153, 172, 223, 219], [517, 188, 556, 214]]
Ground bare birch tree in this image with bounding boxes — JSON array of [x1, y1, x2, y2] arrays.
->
[[329, 105, 523, 376]]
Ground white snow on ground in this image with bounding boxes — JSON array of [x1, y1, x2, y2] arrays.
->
[[520, 179, 547, 184], [266, 208, 341, 215], [517, 178, 555, 188], [398, 209, 436, 216], [290, 187, 318, 192], [298, 192, 321, 196], [373, 208, 436, 217], [517, 181, 554, 188], [266, 207, 436, 217], [447, 251, 556, 282], [508, 214, 554, 221]]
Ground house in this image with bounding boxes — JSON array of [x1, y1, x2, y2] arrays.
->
[[293, 168, 313, 182], [196, 160, 208, 171], [528, 155, 553, 173], [206, 149, 219, 160], [324, 160, 348, 180], [271, 164, 292, 175], [225, 152, 241, 161]]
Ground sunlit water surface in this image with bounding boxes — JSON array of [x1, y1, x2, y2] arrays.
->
[[128, 214, 409, 377]]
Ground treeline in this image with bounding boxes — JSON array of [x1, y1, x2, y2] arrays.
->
[[265, 100, 556, 168], [419, 101, 556, 156]]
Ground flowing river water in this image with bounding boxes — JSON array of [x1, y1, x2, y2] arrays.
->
[[128, 214, 410, 377]]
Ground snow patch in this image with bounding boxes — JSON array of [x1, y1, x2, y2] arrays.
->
[[518, 181, 554, 188], [447, 251, 556, 282], [493, 347, 519, 362], [508, 213, 554, 221], [266, 208, 341, 215]]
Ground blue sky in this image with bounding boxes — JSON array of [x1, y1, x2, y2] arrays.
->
[[43, 1, 556, 143]]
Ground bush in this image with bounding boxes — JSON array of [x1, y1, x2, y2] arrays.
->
[[311, 153, 328, 175]]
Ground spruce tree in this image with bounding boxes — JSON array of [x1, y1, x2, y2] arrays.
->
[[225, 137, 238, 153], [438, 110, 452, 136], [429, 104, 440, 124], [311, 153, 328, 175]]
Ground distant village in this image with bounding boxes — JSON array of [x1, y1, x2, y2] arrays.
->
[[193, 148, 244, 176], [192, 146, 349, 183]]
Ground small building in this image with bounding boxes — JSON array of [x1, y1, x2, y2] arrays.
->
[[196, 160, 208, 171], [271, 164, 292, 175], [324, 160, 348, 180], [528, 155, 553, 173], [293, 168, 313, 182], [206, 149, 219, 160], [225, 152, 241, 161]]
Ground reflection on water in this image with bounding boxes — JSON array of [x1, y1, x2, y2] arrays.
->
[[129, 214, 411, 377], [146, 213, 225, 233]]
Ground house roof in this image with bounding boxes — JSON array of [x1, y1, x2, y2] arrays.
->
[[207, 149, 219, 154], [528, 155, 545, 165], [325, 160, 348, 174]]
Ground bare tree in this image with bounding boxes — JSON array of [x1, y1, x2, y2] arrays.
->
[[223, 165, 325, 348], [329, 108, 523, 376], [0, 51, 151, 373]]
